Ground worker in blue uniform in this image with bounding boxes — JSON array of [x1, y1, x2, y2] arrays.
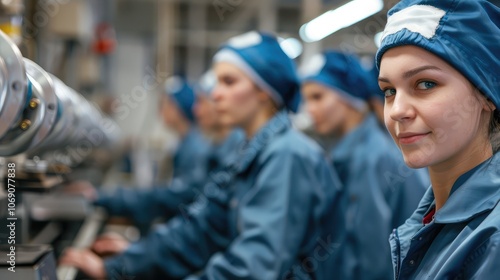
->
[[160, 76, 211, 180], [193, 70, 245, 172], [300, 50, 428, 279], [63, 77, 212, 238], [376, 0, 500, 279], [64, 77, 213, 235], [60, 31, 347, 280], [86, 72, 246, 256]]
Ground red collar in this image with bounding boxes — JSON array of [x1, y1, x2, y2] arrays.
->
[[423, 207, 436, 225]]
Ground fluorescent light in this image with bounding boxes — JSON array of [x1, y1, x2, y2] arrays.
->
[[300, 0, 384, 43], [279, 37, 303, 59], [374, 31, 383, 48]]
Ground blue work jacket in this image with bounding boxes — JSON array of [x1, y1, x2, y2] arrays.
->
[[103, 111, 346, 280], [330, 114, 428, 280], [94, 130, 243, 231], [173, 127, 212, 179], [390, 152, 500, 279]]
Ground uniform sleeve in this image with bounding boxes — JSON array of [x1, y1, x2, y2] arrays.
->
[[104, 149, 324, 280], [94, 171, 206, 229], [103, 181, 232, 280], [191, 150, 320, 280]]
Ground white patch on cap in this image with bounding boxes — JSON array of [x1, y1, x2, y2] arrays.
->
[[198, 70, 216, 94], [165, 76, 183, 95], [381, 5, 446, 42], [227, 31, 263, 49], [299, 54, 326, 78]]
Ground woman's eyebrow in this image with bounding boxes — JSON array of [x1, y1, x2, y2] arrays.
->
[[402, 65, 442, 79], [378, 76, 390, 83], [378, 65, 442, 84]]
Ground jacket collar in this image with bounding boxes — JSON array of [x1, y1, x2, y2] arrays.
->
[[433, 153, 500, 223], [228, 110, 290, 174]]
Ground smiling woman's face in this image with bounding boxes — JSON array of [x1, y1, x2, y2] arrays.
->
[[379, 45, 492, 169]]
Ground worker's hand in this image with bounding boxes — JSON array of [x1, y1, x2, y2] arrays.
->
[[59, 248, 107, 279], [64, 180, 98, 201], [92, 232, 130, 256]]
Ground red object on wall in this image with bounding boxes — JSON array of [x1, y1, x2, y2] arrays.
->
[[93, 22, 116, 55]]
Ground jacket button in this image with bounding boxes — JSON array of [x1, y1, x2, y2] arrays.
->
[[409, 260, 415, 265], [418, 237, 423, 241]]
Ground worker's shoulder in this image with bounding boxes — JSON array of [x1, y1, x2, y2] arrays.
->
[[263, 128, 324, 162]]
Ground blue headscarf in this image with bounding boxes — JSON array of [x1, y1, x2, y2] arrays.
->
[[164, 76, 196, 122], [213, 31, 301, 113], [376, 0, 500, 108], [301, 50, 371, 111]]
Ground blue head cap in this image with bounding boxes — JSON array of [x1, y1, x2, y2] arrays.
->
[[301, 50, 371, 111], [376, 0, 500, 108], [213, 31, 301, 113], [164, 76, 196, 122]]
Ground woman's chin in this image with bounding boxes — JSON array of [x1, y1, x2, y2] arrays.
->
[[402, 152, 430, 169], [313, 123, 330, 136], [219, 117, 239, 129]]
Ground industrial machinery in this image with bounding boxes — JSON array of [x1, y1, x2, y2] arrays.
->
[[0, 27, 119, 280]]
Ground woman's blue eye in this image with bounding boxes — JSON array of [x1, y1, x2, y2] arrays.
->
[[383, 88, 396, 97], [416, 81, 436, 90]]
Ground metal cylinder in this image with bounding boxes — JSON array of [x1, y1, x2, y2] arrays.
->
[[0, 30, 120, 158]]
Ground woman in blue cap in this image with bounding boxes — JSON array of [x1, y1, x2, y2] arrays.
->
[[160, 76, 212, 180], [300, 50, 428, 280], [192, 70, 245, 173], [63, 77, 213, 235], [84, 72, 246, 257], [60, 31, 346, 280], [376, 0, 500, 279]]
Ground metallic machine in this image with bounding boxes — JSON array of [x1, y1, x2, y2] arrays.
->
[[0, 28, 119, 280]]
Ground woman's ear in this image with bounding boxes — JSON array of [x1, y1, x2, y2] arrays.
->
[[483, 97, 496, 112], [256, 88, 279, 111], [474, 87, 496, 112]]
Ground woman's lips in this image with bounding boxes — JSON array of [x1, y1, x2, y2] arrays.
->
[[397, 132, 431, 145]]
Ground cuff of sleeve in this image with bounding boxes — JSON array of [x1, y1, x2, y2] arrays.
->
[[104, 256, 134, 280], [93, 190, 115, 209]]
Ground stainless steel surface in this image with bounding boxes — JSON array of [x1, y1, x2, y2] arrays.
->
[[0, 29, 119, 158], [30, 195, 90, 221], [0, 29, 26, 138], [0, 59, 58, 155], [29, 222, 62, 245]]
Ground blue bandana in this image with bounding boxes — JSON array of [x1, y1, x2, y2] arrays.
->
[[164, 76, 196, 122], [213, 31, 301, 113], [301, 50, 371, 111]]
